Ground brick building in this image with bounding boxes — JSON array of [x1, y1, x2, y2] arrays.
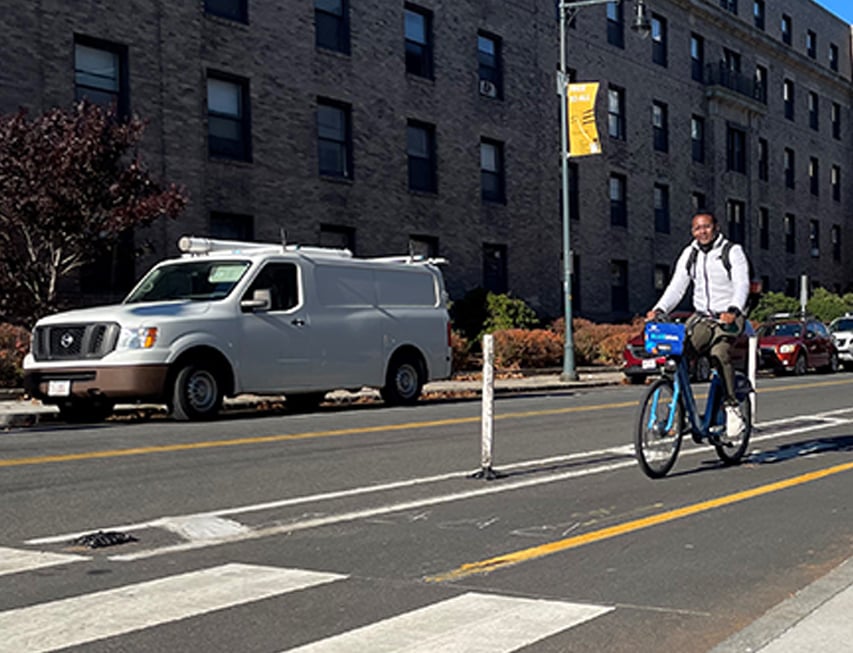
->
[[1, 0, 851, 322]]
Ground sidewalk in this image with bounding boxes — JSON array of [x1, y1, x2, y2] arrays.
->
[[0, 366, 625, 427]]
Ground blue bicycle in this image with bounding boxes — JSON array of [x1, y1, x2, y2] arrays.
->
[[634, 318, 754, 479]]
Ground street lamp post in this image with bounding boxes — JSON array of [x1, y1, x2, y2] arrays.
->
[[558, 0, 650, 382]]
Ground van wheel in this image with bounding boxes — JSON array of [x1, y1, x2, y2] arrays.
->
[[171, 363, 222, 421], [381, 355, 424, 406], [58, 399, 114, 423]]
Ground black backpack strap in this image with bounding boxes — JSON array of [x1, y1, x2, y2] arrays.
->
[[685, 247, 698, 278], [721, 241, 733, 280]]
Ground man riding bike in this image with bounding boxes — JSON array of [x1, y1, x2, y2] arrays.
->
[[646, 212, 750, 441]]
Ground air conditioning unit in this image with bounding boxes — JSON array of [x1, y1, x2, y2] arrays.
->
[[479, 79, 497, 98]]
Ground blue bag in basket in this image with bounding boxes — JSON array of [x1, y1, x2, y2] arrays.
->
[[644, 322, 685, 355]]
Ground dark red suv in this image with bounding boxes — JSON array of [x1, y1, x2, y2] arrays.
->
[[622, 312, 753, 384], [758, 314, 839, 375]]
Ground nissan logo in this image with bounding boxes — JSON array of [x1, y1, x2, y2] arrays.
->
[[60, 332, 75, 349]]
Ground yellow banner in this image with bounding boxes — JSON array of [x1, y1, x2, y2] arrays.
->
[[568, 82, 601, 157]]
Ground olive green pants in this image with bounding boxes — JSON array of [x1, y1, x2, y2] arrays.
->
[[685, 313, 746, 403]]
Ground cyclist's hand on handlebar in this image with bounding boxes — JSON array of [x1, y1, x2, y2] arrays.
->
[[719, 312, 736, 325], [646, 309, 665, 321]]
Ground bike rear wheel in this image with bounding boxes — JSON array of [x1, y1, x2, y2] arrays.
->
[[635, 378, 684, 479], [714, 372, 752, 465]]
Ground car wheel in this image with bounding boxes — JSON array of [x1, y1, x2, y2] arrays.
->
[[170, 363, 223, 421], [793, 352, 807, 376], [380, 354, 424, 406], [820, 352, 839, 374]]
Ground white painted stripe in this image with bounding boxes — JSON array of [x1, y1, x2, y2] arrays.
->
[[283, 591, 612, 652], [0, 563, 346, 653], [157, 515, 250, 540], [0, 547, 88, 577]]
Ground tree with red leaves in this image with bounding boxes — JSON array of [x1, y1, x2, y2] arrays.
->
[[0, 101, 187, 328]]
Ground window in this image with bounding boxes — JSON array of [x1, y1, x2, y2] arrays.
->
[[726, 126, 746, 173], [809, 157, 819, 196], [478, 33, 502, 98], [404, 5, 432, 78], [315, 0, 349, 53], [784, 214, 796, 253], [654, 264, 669, 291], [204, 0, 247, 22], [759, 207, 769, 249], [831, 225, 841, 262], [809, 220, 820, 257], [317, 99, 352, 179], [691, 116, 705, 163], [611, 260, 629, 313], [609, 174, 626, 226], [806, 30, 816, 58], [483, 243, 507, 294], [831, 102, 841, 140], [783, 79, 795, 121], [409, 234, 438, 258], [480, 139, 505, 203], [654, 184, 670, 233], [652, 101, 668, 152], [245, 263, 299, 312], [651, 14, 667, 66], [753, 1, 764, 30], [781, 14, 792, 45], [831, 165, 841, 201], [784, 148, 795, 189], [74, 38, 128, 117], [211, 212, 253, 240], [727, 200, 745, 244], [719, 0, 737, 15], [692, 192, 707, 213], [207, 73, 251, 161], [758, 138, 768, 181], [690, 33, 704, 82], [808, 91, 819, 130], [607, 86, 625, 139], [829, 43, 839, 72], [319, 224, 355, 251], [407, 121, 436, 192], [607, 2, 624, 49], [754, 64, 767, 103]]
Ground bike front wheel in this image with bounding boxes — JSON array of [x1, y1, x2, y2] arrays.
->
[[635, 378, 684, 479], [714, 372, 753, 465]]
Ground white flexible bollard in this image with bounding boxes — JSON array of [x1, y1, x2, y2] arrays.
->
[[748, 333, 758, 423], [474, 334, 498, 479]]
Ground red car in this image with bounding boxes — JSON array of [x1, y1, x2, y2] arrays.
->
[[758, 315, 839, 375], [622, 312, 753, 384]]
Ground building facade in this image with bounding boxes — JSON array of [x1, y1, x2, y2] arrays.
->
[[1, 0, 851, 322]]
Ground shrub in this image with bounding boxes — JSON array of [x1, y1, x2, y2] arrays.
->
[[549, 316, 640, 366], [0, 323, 30, 388], [450, 330, 477, 372], [751, 291, 799, 323], [481, 292, 539, 336], [807, 287, 851, 323], [492, 328, 563, 369]]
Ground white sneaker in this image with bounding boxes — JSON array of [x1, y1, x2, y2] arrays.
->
[[724, 404, 745, 443]]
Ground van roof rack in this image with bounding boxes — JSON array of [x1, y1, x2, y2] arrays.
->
[[177, 236, 353, 258]]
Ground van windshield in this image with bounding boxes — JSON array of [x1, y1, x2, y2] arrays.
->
[[124, 260, 251, 303]]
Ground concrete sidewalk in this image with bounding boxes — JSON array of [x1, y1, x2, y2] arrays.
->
[[0, 367, 625, 427]]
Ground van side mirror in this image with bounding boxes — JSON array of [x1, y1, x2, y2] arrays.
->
[[241, 289, 272, 312]]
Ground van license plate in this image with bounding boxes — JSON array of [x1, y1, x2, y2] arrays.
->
[[48, 380, 71, 397]]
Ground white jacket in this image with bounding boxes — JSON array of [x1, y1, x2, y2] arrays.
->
[[654, 235, 750, 316]]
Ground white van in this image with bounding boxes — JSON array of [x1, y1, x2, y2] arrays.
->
[[23, 237, 452, 421]]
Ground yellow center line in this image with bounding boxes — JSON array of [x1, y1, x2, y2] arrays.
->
[[426, 460, 853, 583], [0, 401, 635, 468]]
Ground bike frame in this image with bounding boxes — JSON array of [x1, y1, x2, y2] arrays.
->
[[653, 354, 723, 441]]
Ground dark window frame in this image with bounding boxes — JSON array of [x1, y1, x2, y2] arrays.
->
[[784, 213, 796, 253], [784, 148, 795, 189], [651, 14, 667, 66], [809, 157, 819, 196], [759, 207, 769, 249], [753, 0, 765, 30], [206, 71, 252, 162], [483, 243, 508, 294], [783, 79, 795, 121], [404, 4, 433, 79], [831, 164, 841, 202], [477, 31, 503, 99], [480, 138, 505, 204], [606, 1, 624, 49], [781, 14, 792, 45], [758, 137, 768, 181], [690, 33, 704, 82], [317, 98, 353, 179], [726, 125, 747, 174], [609, 173, 627, 227], [406, 120, 437, 193], [654, 183, 670, 234], [607, 85, 625, 140], [315, 0, 350, 54], [204, 0, 248, 23], [73, 35, 130, 119], [691, 115, 705, 163], [652, 100, 668, 152]]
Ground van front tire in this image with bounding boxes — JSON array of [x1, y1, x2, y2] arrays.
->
[[171, 363, 223, 421], [381, 355, 424, 406]]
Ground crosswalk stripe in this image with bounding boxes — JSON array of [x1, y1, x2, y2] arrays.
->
[[283, 591, 612, 652], [0, 547, 88, 577], [0, 563, 346, 653]]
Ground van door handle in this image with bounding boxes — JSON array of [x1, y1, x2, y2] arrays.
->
[[291, 318, 306, 327]]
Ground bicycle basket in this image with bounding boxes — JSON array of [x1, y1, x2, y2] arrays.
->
[[644, 322, 686, 355]]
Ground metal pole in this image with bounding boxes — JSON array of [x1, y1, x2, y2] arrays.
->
[[559, 1, 578, 381]]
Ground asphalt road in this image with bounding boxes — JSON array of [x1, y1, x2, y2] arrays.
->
[[2, 372, 852, 652]]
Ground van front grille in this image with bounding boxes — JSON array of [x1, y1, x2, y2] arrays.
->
[[32, 323, 120, 361]]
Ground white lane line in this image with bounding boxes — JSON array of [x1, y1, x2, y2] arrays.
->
[[0, 563, 346, 653], [157, 515, 250, 540], [282, 591, 612, 653], [0, 547, 88, 577]]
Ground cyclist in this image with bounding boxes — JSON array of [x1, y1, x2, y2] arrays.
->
[[646, 212, 750, 440]]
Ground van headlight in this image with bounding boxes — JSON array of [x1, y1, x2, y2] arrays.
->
[[117, 326, 159, 350], [779, 344, 796, 354]]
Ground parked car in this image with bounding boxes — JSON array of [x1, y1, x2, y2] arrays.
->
[[622, 312, 753, 384], [828, 313, 853, 370], [757, 314, 838, 375]]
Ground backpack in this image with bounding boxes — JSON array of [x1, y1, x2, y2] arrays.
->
[[685, 241, 762, 316]]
